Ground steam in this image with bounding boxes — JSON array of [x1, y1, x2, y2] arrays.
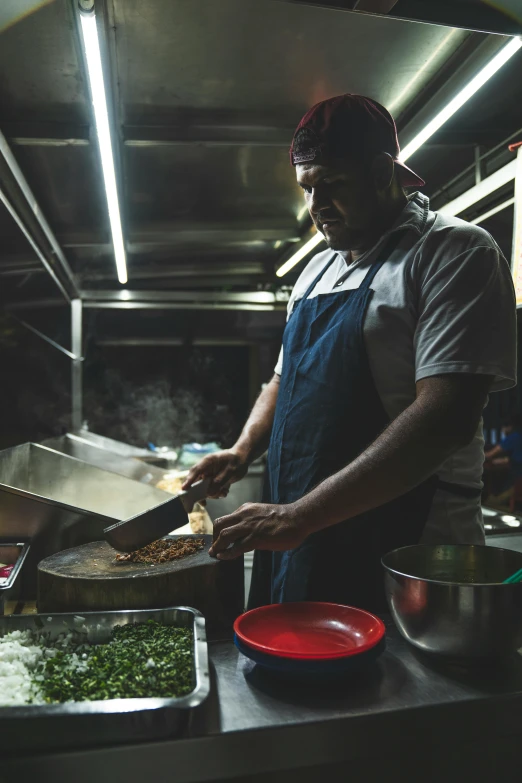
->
[[3, 327, 242, 449], [83, 349, 240, 449], [109, 381, 205, 448]]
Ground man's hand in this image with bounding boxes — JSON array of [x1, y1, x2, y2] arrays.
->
[[209, 502, 308, 560], [182, 375, 281, 499], [182, 450, 249, 498]]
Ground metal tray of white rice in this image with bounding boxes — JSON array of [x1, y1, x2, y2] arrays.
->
[[0, 606, 209, 754]]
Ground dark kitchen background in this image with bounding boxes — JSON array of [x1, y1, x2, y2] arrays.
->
[[0, 308, 284, 451]]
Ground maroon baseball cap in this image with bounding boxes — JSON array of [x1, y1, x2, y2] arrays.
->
[[290, 93, 424, 188]]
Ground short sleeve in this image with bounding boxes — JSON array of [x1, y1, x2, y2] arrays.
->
[[414, 241, 516, 391], [274, 345, 284, 376]]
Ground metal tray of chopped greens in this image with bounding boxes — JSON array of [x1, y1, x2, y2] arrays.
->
[[0, 606, 209, 754]]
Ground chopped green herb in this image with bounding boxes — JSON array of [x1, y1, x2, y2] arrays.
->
[[40, 620, 194, 702]]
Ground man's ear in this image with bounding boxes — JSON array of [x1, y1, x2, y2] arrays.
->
[[371, 152, 395, 192]]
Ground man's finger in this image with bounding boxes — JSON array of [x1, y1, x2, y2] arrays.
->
[[207, 479, 230, 498], [208, 487, 229, 500], [207, 464, 236, 496], [182, 454, 220, 489], [181, 473, 197, 490], [210, 522, 247, 554], [215, 533, 256, 560], [182, 466, 205, 489], [206, 488, 225, 499], [213, 465, 234, 485], [212, 512, 241, 537]]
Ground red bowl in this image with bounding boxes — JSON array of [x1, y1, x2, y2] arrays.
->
[[233, 602, 385, 660]]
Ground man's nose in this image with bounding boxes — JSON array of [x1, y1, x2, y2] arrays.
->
[[309, 186, 331, 215]]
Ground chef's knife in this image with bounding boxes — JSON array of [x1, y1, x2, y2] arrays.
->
[[104, 478, 210, 552]]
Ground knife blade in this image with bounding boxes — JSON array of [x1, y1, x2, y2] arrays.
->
[[104, 478, 210, 552]]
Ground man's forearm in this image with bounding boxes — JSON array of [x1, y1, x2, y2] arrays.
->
[[296, 375, 491, 535], [232, 374, 280, 464]]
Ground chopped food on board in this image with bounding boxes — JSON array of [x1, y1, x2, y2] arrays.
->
[[115, 537, 205, 564]]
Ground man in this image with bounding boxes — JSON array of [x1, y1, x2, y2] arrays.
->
[[184, 94, 516, 612]]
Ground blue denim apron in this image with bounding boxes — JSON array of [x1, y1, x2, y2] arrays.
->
[[249, 231, 444, 613]]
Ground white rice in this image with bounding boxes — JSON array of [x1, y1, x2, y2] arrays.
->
[[0, 630, 46, 706]]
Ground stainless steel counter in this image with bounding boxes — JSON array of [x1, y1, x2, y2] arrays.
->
[[4, 618, 522, 783]]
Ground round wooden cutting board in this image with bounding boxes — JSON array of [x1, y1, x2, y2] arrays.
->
[[37, 535, 244, 630]]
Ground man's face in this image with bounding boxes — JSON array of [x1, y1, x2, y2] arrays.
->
[[296, 155, 382, 252]]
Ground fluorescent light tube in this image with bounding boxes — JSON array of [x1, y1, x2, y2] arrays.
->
[[401, 37, 522, 162], [297, 204, 309, 221], [470, 197, 515, 225], [80, 10, 127, 285], [276, 232, 324, 278], [438, 159, 517, 216]]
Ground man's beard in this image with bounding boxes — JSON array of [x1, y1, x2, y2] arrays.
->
[[320, 225, 355, 251]]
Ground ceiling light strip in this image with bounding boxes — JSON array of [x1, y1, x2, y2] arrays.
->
[[470, 197, 515, 225], [276, 233, 324, 278], [401, 37, 522, 162], [438, 159, 517, 216], [79, 10, 127, 285]]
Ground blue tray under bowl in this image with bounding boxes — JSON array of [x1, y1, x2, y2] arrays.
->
[[234, 633, 386, 676]]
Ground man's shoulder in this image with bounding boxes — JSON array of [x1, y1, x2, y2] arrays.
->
[[423, 211, 500, 256], [410, 209, 514, 305]]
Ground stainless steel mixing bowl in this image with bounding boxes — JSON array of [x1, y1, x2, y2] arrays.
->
[[382, 544, 522, 659]]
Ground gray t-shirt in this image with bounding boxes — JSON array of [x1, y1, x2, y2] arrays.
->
[[275, 193, 517, 544]]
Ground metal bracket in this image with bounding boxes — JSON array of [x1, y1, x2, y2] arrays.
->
[[8, 313, 84, 362], [0, 129, 79, 299]]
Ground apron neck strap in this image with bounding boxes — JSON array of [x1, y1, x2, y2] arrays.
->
[[301, 251, 338, 301], [359, 229, 408, 291]]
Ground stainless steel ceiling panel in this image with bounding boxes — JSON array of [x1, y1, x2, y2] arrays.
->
[[0, 0, 516, 303], [125, 143, 302, 225], [112, 0, 469, 124], [0, 0, 88, 124], [11, 144, 109, 236]]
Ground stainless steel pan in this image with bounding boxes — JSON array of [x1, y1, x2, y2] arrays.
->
[[0, 606, 209, 754]]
